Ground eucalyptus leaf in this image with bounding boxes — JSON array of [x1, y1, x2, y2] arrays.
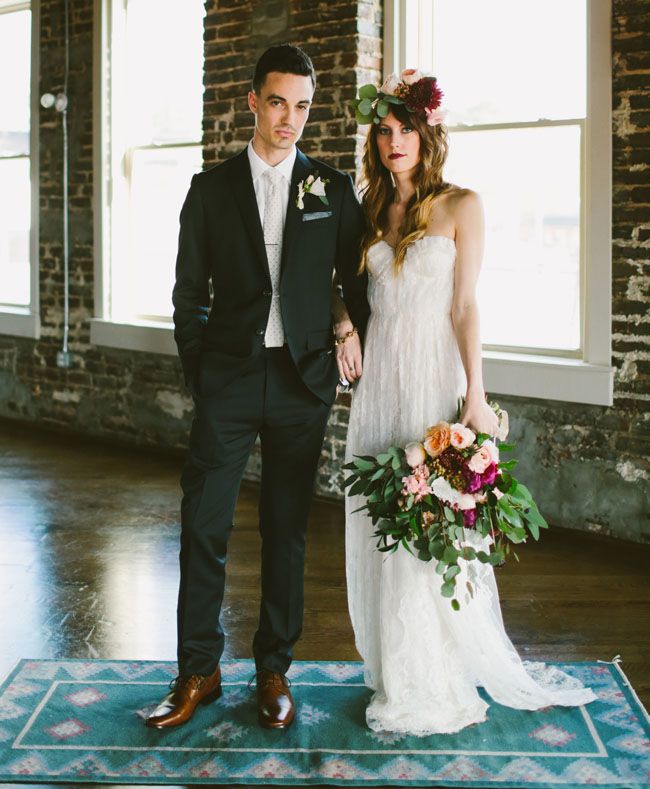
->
[[358, 97, 373, 115], [451, 598, 460, 611], [358, 83, 378, 99], [376, 99, 389, 117], [442, 545, 459, 564], [440, 581, 456, 598]]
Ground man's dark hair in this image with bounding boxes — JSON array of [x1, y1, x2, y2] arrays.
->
[[252, 44, 316, 94]]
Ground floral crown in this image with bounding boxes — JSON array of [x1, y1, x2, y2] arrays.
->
[[351, 69, 447, 127]]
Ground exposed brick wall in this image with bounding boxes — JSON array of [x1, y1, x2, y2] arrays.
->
[[202, 0, 381, 170], [0, 0, 647, 542]]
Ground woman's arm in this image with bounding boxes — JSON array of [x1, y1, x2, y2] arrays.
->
[[331, 274, 363, 383], [450, 190, 499, 436]]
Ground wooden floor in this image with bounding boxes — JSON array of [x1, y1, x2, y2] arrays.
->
[[1, 419, 649, 789]]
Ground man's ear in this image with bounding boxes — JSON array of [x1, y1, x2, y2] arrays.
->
[[247, 90, 258, 115]]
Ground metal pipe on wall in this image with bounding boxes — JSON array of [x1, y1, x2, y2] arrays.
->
[[40, 0, 72, 368]]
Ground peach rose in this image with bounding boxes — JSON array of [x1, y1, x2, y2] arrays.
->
[[468, 445, 491, 474], [380, 72, 401, 95], [423, 421, 450, 458], [400, 68, 423, 86], [449, 423, 476, 450], [404, 441, 427, 468]]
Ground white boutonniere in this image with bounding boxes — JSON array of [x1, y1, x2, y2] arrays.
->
[[296, 172, 330, 210]]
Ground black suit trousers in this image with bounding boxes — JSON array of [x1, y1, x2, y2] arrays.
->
[[176, 346, 332, 676]]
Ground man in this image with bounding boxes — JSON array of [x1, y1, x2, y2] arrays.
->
[[146, 44, 369, 731]]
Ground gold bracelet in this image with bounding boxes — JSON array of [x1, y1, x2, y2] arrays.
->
[[334, 327, 358, 346]]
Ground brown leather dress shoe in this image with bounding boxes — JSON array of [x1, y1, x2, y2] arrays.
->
[[145, 665, 222, 729], [255, 669, 295, 729]]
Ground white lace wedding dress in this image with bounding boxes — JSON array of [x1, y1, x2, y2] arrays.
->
[[345, 235, 596, 736]]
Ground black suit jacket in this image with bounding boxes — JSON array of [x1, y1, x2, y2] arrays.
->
[[172, 147, 370, 405]]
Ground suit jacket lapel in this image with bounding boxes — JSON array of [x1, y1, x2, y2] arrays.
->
[[280, 149, 312, 278], [227, 149, 270, 279]]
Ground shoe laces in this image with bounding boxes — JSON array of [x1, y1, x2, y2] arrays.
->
[[169, 674, 207, 693], [247, 670, 292, 692]]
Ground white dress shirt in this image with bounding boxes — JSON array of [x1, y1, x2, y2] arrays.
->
[[247, 140, 297, 346], [247, 140, 296, 233]]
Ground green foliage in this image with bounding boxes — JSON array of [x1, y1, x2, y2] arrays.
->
[[358, 84, 378, 99]]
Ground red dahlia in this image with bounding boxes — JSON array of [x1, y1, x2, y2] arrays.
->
[[405, 77, 444, 114]]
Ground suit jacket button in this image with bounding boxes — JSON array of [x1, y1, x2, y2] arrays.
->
[[256, 329, 265, 336]]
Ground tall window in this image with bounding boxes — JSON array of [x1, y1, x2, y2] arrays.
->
[[0, 1, 31, 310], [102, 0, 204, 324], [389, 0, 590, 355]]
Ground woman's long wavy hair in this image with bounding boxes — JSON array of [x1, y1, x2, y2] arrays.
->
[[358, 102, 454, 274]]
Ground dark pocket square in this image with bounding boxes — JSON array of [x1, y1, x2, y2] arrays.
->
[[302, 210, 333, 222]]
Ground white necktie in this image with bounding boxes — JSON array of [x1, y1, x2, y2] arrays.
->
[[262, 168, 285, 347]]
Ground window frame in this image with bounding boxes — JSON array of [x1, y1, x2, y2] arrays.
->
[[0, 0, 40, 339], [384, 0, 614, 405], [91, 0, 201, 353]]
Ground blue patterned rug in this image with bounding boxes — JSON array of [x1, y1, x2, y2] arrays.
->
[[0, 659, 647, 787]]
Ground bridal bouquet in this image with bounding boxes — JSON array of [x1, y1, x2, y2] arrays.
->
[[343, 400, 548, 610]]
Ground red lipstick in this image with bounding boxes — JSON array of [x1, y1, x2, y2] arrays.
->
[[388, 153, 405, 160]]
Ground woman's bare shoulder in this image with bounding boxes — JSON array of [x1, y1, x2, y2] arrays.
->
[[426, 185, 482, 236], [443, 185, 482, 205]]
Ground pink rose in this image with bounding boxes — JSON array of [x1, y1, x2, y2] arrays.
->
[[483, 440, 500, 464], [400, 68, 423, 86], [449, 423, 476, 450], [468, 445, 491, 474], [424, 107, 448, 127], [404, 441, 427, 468]]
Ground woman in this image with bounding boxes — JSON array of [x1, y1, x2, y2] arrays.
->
[[334, 70, 595, 736]]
